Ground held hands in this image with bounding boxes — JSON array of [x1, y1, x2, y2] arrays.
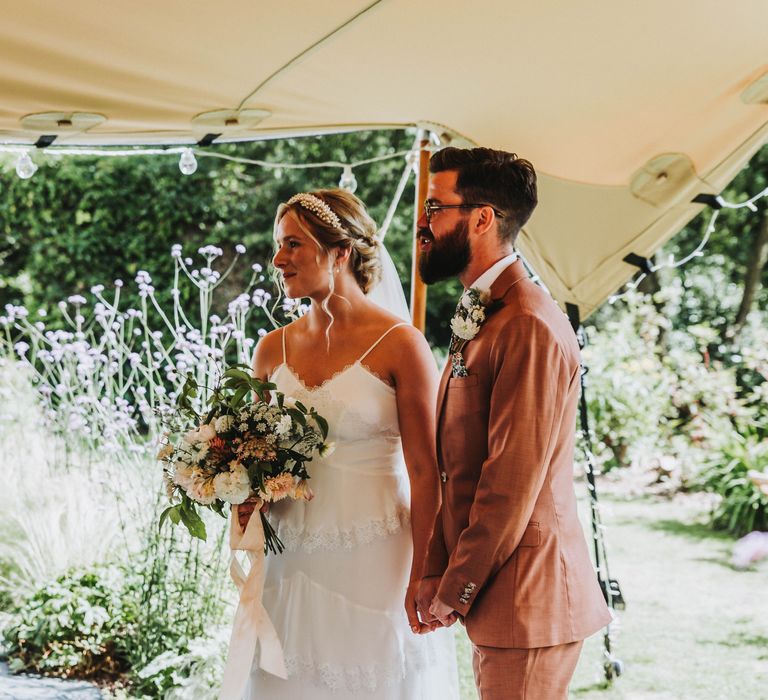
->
[[405, 579, 441, 634], [428, 596, 458, 628], [404, 577, 457, 634], [416, 576, 441, 628]]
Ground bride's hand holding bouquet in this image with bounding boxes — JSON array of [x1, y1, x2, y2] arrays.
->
[[156, 364, 331, 554]]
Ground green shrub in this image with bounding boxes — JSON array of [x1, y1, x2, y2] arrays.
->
[[2, 526, 231, 697], [3, 565, 129, 680], [583, 290, 767, 489], [583, 293, 732, 474], [133, 629, 228, 700], [118, 518, 231, 697], [699, 430, 768, 536]]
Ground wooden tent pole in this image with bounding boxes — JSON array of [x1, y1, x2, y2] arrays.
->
[[410, 130, 430, 332]]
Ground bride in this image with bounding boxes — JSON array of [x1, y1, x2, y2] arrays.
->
[[238, 189, 459, 698]]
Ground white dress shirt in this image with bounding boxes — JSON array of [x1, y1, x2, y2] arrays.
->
[[467, 253, 519, 294]]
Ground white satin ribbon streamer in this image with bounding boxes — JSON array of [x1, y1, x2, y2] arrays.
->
[[218, 505, 287, 700]]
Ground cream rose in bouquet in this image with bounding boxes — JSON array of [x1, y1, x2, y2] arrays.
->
[[157, 365, 330, 553]]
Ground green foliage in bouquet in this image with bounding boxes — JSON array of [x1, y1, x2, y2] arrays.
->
[[157, 365, 330, 551], [699, 430, 768, 536], [2, 566, 129, 680]]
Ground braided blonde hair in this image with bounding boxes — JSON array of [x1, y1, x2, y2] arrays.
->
[[273, 189, 383, 338], [274, 189, 382, 294]]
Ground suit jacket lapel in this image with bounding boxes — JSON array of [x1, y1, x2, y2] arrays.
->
[[488, 259, 528, 302], [435, 358, 452, 461], [436, 260, 529, 460]]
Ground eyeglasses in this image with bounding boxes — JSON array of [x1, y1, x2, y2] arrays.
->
[[423, 201, 504, 224]]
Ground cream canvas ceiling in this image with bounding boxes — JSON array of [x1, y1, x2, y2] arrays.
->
[[2, 0, 767, 318]]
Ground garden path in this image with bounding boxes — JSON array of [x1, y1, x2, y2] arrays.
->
[[0, 662, 101, 700]]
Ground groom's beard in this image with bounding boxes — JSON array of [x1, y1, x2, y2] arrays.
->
[[418, 220, 472, 285]]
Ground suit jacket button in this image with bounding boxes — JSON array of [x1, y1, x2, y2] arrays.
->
[[440, 471, 447, 483]]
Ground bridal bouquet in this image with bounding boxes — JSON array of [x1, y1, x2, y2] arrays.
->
[[157, 365, 330, 553]]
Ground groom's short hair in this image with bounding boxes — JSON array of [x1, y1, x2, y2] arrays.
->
[[429, 147, 538, 244]]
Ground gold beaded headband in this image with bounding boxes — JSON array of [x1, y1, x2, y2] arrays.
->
[[287, 193, 343, 230]]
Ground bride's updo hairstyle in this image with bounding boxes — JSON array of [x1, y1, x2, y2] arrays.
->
[[274, 189, 382, 294]]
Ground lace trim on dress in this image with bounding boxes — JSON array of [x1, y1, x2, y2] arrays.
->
[[281, 362, 395, 393], [283, 655, 408, 693], [276, 508, 411, 553], [278, 628, 450, 692], [275, 366, 402, 441]]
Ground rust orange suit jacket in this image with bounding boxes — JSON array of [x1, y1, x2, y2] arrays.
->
[[424, 260, 611, 648]]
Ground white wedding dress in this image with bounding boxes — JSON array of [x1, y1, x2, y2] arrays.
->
[[245, 324, 459, 699]]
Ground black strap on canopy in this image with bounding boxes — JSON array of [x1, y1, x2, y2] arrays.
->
[[34, 135, 57, 148], [623, 252, 653, 274], [692, 193, 723, 209], [196, 133, 221, 147], [566, 302, 625, 682]]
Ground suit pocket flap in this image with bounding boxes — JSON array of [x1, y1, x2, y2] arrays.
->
[[519, 521, 541, 547], [447, 374, 479, 388]]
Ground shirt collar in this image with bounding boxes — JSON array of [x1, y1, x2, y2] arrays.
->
[[467, 253, 519, 294]]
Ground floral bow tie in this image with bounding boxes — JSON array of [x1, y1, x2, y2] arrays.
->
[[449, 287, 492, 377]]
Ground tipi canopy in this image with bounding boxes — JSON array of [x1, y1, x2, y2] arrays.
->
[[2, 0, 767, 317]]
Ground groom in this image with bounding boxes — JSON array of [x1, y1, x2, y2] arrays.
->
[[415, 147, 611, 699]]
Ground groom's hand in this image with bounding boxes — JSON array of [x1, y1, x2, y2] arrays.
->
[[429, 596, 458, 627]]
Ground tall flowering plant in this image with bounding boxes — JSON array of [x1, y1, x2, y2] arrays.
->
[[158, 365, 330, 553]]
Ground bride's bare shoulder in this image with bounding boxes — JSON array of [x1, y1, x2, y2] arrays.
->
[[387, 322, 430, 353], [362, 309, 429, 355], [251, 322, 297, 377], [361, 300, 411, 330]]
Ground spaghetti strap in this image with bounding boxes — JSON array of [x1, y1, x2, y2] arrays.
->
[[359, 322, 408, 362], [281, 326, 287, 364]]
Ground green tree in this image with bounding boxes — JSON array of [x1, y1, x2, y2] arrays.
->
[[660, 145, 767, 337], [0, 131, 464, 348]]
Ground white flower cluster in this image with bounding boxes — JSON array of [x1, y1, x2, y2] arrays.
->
[[0, 304, 29, 326], [450, 288, 490, 341], [198, 245, 224, 258], [450, 316, 481, 340], [136, 270, 154, 298]]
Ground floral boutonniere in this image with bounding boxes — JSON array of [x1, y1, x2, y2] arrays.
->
[[449, 287, 497, 377]]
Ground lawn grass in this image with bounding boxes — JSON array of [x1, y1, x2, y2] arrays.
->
[[453, 492, 768, 700]]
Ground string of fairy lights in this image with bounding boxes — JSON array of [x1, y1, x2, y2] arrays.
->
[[0, 142, 427, 197], [608, 186, 768, 305], [5, 140, 765, 294]]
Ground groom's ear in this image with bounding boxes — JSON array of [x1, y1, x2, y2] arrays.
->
[[471, 206, 496, 238]]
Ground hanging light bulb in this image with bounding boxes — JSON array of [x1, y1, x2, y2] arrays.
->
[[406, 149, 419, 174], [339, 165, 357, 193], [178, 148, 198, 175], [15, 151, 38, 179]]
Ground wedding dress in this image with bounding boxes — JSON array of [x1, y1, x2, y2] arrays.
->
[[245, 324, 459, 699]]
